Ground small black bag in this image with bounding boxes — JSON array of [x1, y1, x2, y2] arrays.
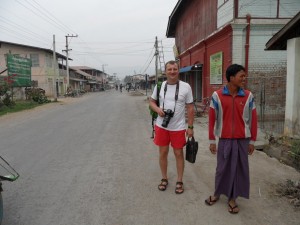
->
[[185, 137, 198, 163]]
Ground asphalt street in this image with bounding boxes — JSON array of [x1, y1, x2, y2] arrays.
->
[[0, 90, 299, 225]]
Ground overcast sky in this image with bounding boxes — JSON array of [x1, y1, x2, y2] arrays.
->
[[0, 0, 178, 78]]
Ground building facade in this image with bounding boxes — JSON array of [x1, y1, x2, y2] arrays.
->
[[167, 0, 300, 101], [70, 66, 107, 91], [166, 0, 300, 135], [0, 40, 68, 97]]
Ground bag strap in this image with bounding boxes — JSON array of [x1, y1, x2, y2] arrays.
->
[[187, 136, 195, 142]]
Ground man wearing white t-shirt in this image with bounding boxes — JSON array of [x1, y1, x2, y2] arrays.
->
[[149, 60, 194, 194]]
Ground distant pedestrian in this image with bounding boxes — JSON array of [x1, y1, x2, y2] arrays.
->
[[205, 64, 258, 214], [119, 84, 123, 92]]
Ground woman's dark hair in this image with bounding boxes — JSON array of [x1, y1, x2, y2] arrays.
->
[[226, 64, 245, 82]]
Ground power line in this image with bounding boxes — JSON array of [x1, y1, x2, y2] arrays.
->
[[15, 0, 70, 34], [141, 54, 155, 74], [30, 0, 77, 34], [0, 16, 50, 42]]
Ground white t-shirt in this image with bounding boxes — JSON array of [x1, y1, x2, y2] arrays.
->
[[151, 80, 193, 131]]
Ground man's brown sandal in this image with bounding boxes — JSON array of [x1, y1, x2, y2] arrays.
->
[[175, 181, 184, 194], [158, 179, 168, 191], [205, 196, 219, 206]]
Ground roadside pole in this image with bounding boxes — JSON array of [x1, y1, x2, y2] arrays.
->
[[155, 36, 158, 84], [63, 34, 78, 92], [53, 35, 57, 102], [145, 74, 148, 97]]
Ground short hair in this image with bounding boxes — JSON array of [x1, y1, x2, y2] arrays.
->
[[226, 64, 245, 82], [165, 60, 179, 70]]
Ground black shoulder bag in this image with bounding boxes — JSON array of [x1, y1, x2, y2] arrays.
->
[[185, 137, 198, 163]]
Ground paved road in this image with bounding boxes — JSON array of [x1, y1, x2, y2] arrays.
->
[[0, 90, 299, 225]]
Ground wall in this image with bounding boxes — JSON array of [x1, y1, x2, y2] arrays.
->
[[238, 0, 300, 18], [0, 43, 59, 97], [217, 0, 234, 28], [285, 37, 300, 137], [204, 27, 232, 97], [175, 0, 217, 54], [232, 21, 287, 70]]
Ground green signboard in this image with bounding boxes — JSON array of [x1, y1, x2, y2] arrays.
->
[[210, 51, 223, 85], [6, 54, 32, 87]]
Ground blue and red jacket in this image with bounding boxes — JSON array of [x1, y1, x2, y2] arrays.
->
[[209, 86, 258, 144]]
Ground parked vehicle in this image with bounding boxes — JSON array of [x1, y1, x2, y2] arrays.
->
[[0, 156, 19, 224]]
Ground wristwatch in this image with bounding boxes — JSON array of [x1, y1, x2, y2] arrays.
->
[[188, 125, 194, 129]]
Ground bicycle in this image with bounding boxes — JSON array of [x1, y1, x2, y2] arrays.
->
[[0, 156, 19, 224], [193, 97, 210, 117]]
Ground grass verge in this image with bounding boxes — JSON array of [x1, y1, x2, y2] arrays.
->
[[0, 100, 48, 116]]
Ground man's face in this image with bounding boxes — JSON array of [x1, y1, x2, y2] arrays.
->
[[166, 63, 179, 82], [231, 70, 246, 88]]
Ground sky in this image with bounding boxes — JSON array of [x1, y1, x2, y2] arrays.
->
[[0, 0, 178, 79]]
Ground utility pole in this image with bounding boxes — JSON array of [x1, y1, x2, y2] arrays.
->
[[63, 34, 78, 89], [102, 64, 108, 91], [145, 74, 148, 97], [52, 35, 57, 101], [155, 36, 159, 84]]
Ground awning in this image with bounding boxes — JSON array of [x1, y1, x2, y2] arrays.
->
[[179, 65, 193, 73], [179, 64, 202, 73], [70, 77, 87, 82], [71, 68, 93, 79]]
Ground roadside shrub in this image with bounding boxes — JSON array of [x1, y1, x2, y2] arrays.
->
[[0, 83, 15, 108], [290, 139, 300, 170], [28, 88, 51, 104], [276, 179, 300, 208], [2, 93, 15, 107]]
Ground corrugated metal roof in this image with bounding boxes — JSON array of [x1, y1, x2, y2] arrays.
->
[[70, 68, 93, 79], [266, 11, 300, 50], [166, 0, 185, 37], [0, 40, 70, 60], [70, 77, 87, 82], [70, 66, 103, 73]]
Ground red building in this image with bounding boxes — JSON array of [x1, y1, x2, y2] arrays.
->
[[166, 0, 300, 101]]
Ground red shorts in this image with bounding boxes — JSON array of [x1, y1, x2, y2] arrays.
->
[[153, 125, 186, 149]]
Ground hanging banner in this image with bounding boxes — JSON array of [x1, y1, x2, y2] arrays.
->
[[6, 54, 32, 87], [210, 52, 223, 84]]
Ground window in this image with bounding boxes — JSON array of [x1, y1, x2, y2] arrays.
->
[[45, 54, 52, 67], [30, 53, 39, 67]]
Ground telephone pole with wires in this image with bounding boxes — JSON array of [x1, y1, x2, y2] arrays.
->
[[158, 40, 166, 75], [154, 37, 166, 84], [62, 34, 78, 89], [155, 36, 159, 84]]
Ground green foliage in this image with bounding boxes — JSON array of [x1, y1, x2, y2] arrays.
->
[[28, 88, 51, 104], [0, 82, 15, 108], [0, 101, 40, 116], [0, 82, 9, 96], [276, 179, 300, 208], [2, 94, 15, 107], [290, 139, 300, 169], [149, 81, 162, 119]]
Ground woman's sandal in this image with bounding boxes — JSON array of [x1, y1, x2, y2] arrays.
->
[[205, 196, 219, 206], [175, 181, 184, 194], [228, 203, 239, 214], [158, 179, 168, 191]]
